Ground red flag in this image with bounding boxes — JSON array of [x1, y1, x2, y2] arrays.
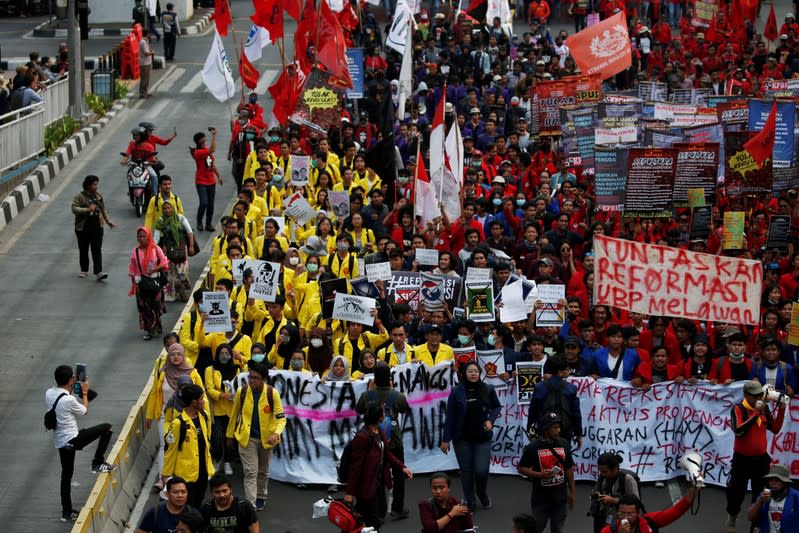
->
[[294, 0, 317, 74], [764, 3, 778, 41], [239, 48, 260, 90], [282, 0, 300, 21], [251, 0, 283, 42], [269, 62, 305, 124], [316, 0, 352, 88], [744, 101, 777, 167], [214, 0, 233, 36], [565, 12, 632, 80]]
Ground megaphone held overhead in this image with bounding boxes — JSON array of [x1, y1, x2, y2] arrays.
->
[[678, 450, 705, 488]]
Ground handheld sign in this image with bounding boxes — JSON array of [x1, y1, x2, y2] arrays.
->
[[202, 291, 232, 333], [332, 292, 376, 326]]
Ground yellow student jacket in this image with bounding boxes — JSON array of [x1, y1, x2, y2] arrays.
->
[[163, 410, 215, 482], [226, 384, 286, 449]]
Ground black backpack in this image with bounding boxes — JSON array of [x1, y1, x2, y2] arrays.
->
[[44, 392, 68, 431], [337, 428, 366, 484], [541, 381, 574, 438], [9, 87, 25, 111]]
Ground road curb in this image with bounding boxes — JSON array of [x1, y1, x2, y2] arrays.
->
[[28, 9, 212, 38], [0, 95, 133, 232]]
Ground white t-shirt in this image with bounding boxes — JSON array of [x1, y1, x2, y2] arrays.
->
[[607, 354, 621, 379], [45, 387, 86, 449], [769, 496, 785, 533]]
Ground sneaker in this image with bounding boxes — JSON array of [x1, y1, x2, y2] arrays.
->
[[96, 272, 108, 281], [479, 494, 492, 509], [223, 462, 233, 475], [60, 509, 79, 522], [205, 224, 215, 232], [91, 462, 118, 474], [654, 481, 665, 488], [255, 498, 265, 511], [726, 514, 737, 532], [390, 509, 409, 520], [78, 272, 88, 278]]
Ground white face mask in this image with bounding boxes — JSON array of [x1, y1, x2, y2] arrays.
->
[[310, 338, 324, 348], [288, 256, 300, 266]]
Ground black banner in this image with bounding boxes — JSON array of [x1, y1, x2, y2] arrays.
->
[[623, 148, 678, 218]]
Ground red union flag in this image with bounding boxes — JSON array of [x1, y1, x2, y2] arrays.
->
[[565, 12, 631, 80]]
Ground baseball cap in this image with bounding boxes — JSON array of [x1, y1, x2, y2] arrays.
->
[[564, 336, 581, 347], [743, 380, 764, 396], [492, 176, 506, 184]]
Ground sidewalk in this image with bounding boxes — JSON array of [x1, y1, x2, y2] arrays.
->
[[29, 8, 213, 38]]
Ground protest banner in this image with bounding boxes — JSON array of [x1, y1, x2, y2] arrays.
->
[[722, 211, 745, 250], [725, 130, 773, 194], [499, 280, 527, 323], [289, 155, 310, 187], [789, 304, 799, 346], [623, 148, 677, 218], [416, 248, 439, 266], [465, 280, 495, 322], [420, 272, 451, 312], [686, 187, 706, 208], [672, 143, 719, 207], [535, 284, 565, 326], [320, 277, 348, 319], [232, 258, 255, 286], [477, 349, 507, 390], [523, 279, 539, 313], [766, 215, 791, 251], [594, 148, 628, 211], [202, 291, 232, 333], [535, 75, 602, 136], [453, 346, 477, 369], [349, 276, 380, 299], [573, 108, 597, 173], [638, 81, 667, 101], [329, 191, 350, 218], [566, 12, 631, 80], [387, 271, 461, 311], [593, 235, 762, 324], [283, 191, 317, 225], [716, 100, 749, 126], [288, 68, 345, 134], [465, 267, 492, 281], [688, 205, 712, 241], [344, 48, 365, 99], [264, 216, 287, 238], [266, 368, 799, 485], [248, 260, 282, 302], [332, 292, 376, 326], [365, 261, 392, 282], [595, 126, 637, 145], [692, 0, 718, 26], [515, 362, 543, 405], [748, 100, 795, 169]]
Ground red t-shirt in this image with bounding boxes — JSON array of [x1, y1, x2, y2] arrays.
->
[[193, 148, 216, 186]]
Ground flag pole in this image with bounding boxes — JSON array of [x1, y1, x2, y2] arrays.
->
[[412, 140, 421, 223], [438, 85, 447, 206]]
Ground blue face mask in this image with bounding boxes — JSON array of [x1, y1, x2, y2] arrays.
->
[[251, 353, 266, 363], [270, 135, 280, 143], [458, 334, 471, 345], [516, 199, 525, 207], [492, 198, 502, 207], [487, 334, 496, 345]]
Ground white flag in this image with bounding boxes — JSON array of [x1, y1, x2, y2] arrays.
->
[[415, 178, 440, 226], [243, 25, 270, 63], [397, 19, 413, 121], [443, 120, 463, 219], [202, 30, 236, 103], [386, 0, 413, 54]]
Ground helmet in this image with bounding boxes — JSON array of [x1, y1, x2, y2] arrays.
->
[[536, 412, 562, 434], [131, 126, 146, 137], [138, 121, 156, 131]]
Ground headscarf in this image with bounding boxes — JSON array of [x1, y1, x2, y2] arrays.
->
[[163, 374, 194, 414], [160, 343, 194, 389], [326, 355, 350, 381], [154, 200, 183, 245], [135, 225, 158, 264], [213, 343, 238, 382], [307, 326, 333, 373], [277, 324, 302, 370]]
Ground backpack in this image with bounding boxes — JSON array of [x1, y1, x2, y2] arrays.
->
[[336, 428, 366, 484], [368, 390, 399, 440], [9, 87, 25, 111], [616, 469, 644, 508], [44, 392, 68, 431], [541, 381, 574, 438], [174, 410, 209, 451]]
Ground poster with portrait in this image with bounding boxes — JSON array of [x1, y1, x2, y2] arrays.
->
[[290, 155, 310, 187]]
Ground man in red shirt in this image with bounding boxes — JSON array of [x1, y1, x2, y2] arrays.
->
[[601, 486, 700, 533], [191, 128, 223, 231], [725, 380, 786, 532], [447, 201, 485, 252]]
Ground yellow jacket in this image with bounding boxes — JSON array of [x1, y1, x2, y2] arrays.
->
[[205, 331, 253, 368], [178, 310, 204, 365], [204, 366, 237, 417], [144, 193, 184, 229], [335, 329, 389, 370], [244, 150, 277, 181], [211, 236, 256, 265], [357, 174, 382, 198], [413, 343, 455, 367], [326, 251, 359, 279], [226, 383, 286, 449], [146, 368, 204, 421], [346, 228, 375, 253], [378, 343, 417, 367], [163, 410, 215, 482], [254, 233, 289, 257]]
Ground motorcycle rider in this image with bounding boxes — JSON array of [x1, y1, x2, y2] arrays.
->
[[139, 122, 175, 195], [121, 127, 158, 196]]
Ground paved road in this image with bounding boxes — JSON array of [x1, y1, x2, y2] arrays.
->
[[0, 1, 792, 531]]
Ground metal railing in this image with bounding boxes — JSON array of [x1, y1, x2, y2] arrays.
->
[[43, 77, 70, 126], [0, 104, 46, 174]]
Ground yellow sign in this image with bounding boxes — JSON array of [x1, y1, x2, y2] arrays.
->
[[686, 188, 706, 207], [722, 211, 745, 250], [303, 87, 338, 113], [789, 302, 799, 346], [729, 149, 759, 174]]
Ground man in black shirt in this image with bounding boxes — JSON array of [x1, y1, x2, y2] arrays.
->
[[517, 412, 576, 533], [201, 474, 259, 533], [136, 477, 194, 533]]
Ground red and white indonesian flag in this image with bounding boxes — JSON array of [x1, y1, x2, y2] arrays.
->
[[565, 12, 632, 80], [429, 95, 462, 219]]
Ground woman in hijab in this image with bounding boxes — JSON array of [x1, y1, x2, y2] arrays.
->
[[351, 350, 378, 380], [323, 355, 351, 381], [128, 226, 169, 340], [205, 343, 239, 474], [145, 343, 202, 489], [305, 326, 333, 375], [271, 323, 303, 369], [153, 199, 196, 303]]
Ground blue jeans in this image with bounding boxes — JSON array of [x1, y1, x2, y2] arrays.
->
[[668, 2, 680, 25], [453, 439, 492, 506], [196, 184, 215, 226]]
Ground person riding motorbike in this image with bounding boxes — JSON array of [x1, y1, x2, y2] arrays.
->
[[122, 127, 159, 195]]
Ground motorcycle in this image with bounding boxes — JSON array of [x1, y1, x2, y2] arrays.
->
[[120, 151, 156, 217]]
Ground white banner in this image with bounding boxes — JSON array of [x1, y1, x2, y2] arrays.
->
[[267, 364, 799, 485], [202, 29, 236, 103]]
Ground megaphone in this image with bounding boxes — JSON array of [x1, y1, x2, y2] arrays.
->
[[763, 384, 791, 406], [678, 451, 705, 488]]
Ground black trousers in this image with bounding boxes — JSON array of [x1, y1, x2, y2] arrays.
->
[[75, 217, 103, 274], [355, 484, 387, 529], [390, 446, 405, 513], [726, 452, 771, 516], [164, 32, 177, 60], [57, 423, 113, 513], [187, 464, 208, 509]]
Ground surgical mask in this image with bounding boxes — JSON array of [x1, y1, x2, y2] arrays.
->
[[279, 334, 289, 345], [290, 359, 304, 370], [311, 159, 317, 168], [398, 176, 409, 184], [273, 173, 283, 182], [249, 96, 258, 104], [487, 334, 496, 345], [337, 242, 349, 252], [251, 353, 266, 363], [218, 354, 232, 364], [458, 334, 471, 345], [307, 263, 319, 273], [492, 198, 502, 206], [270, 135, 280, 142], [289, 256, 300, 266], [310, 338, 324, 348], [516, 199, 525, 207]]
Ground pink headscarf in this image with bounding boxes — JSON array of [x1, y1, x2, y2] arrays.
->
[[160, 343, 194, 390]]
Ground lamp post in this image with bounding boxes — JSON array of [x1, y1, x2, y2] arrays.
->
[[67, 0, 85, 120]]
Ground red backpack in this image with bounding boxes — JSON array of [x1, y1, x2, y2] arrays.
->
[[327, 499, 363, 533]]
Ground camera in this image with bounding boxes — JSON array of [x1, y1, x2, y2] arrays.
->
[[208, 127, 216, 133], [587, 492, 602, 517]]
